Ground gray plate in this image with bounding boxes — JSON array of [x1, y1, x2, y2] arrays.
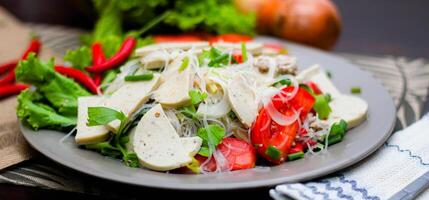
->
[[21, 36, 396, 190]]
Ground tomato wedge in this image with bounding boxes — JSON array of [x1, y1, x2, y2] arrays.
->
[[195, 138, 256, 172], [251, 87, 315, 164], [271, 87, 316, 121], [306, 81, 322, 95], [154, 34, 204, 43], [209, 33, 253, 43]]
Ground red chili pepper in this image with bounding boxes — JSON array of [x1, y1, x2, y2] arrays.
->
[[86, 37, 136, 73], [0, 38, 42, 88], [21, 38, 42, 59], [0, 71, 15, 86], [0, 84, 29, 99], [55, 66, 100, 94], [91, 43, 106, 86], [0, 60, 18, 74]]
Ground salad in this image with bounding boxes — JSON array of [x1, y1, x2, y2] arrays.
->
[[16, 40, 368, 173]]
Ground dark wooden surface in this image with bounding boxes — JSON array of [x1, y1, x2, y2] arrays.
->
[[0, 1, 428, 199]]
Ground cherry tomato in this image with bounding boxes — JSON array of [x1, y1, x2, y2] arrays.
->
[[306, 81, 322, 95], [251, 87, 315, 164], [196, 138, 256, 171]]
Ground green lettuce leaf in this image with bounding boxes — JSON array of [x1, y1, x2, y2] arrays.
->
[[15, 53, 91, 116], [17, 90, 76, 131], [63, 46, 92, 71]]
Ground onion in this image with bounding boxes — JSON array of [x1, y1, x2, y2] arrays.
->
[[197, 77, 231, 118], [260, 83, 299, 126]]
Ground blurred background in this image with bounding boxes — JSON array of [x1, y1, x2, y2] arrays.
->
[[0, 0, 428, 58]]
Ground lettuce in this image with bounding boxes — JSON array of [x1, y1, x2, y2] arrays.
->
[[15, 53, 91, 116], [17, 90, 76, 131]]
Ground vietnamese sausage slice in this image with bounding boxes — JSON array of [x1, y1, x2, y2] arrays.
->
[[133, 104, 192, 171], [227, 73, 258, 128], [75, 96, 109, 145], [103, 74, 162, 132]]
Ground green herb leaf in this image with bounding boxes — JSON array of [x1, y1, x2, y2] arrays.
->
[[179, 105, 198, 120], [208, 54, 229, 67], [197, 124, 225, 157], [189, 89, 208, 105], [351, 87, 361, 94], [178, 57, 190, 72], [313, 94, 332, 120], [124, 72, 154, 82], [87, 107, 126, 126], [265, 145, 281, 160]]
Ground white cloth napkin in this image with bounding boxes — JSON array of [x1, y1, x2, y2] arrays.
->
[[270, 114, 429, 200]]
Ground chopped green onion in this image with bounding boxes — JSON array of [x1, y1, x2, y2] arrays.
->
[[265, 145, 281, 159], [324, 93, 332, 103], [329, 119, 348, 137], [326, 71, 332, 79], [313, 94, 332, 120], [327, 134, 343, 145], [287, 151, 305, 161], [241, 42, 247, 62], [124, 73, 153, 82], [273, 79, 292, 87], [351, 87, 361, 94], [178, 57, 190, 72]]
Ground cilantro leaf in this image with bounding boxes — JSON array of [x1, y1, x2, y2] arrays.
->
[[197, 124, 225, 157], [189, 89, 208, 105]]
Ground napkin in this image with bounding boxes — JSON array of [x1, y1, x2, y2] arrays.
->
[[270, 113, 429, 200]]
